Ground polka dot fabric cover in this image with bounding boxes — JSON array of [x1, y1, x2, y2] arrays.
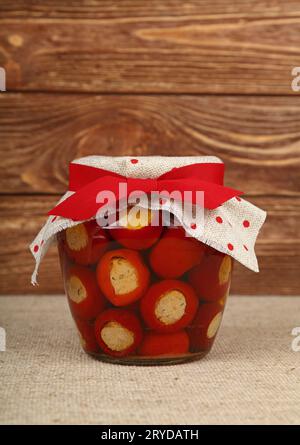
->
[[30, 156, 266, 284]]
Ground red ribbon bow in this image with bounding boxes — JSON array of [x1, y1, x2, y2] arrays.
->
[[48, 162, 243, 221]]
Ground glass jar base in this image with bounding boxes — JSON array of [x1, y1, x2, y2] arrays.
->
[[85, 350, 210, 366]]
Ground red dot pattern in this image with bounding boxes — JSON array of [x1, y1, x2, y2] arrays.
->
[[40, 180, 255, 268], [130, 159, 138, 164]]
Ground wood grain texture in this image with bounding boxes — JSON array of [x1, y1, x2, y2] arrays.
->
[[2, 1, 300, 19], [0, 195, 299, 295], [1, 93, 300, 195], [0, 2, 298, 296], [1, 1, 300, 93]]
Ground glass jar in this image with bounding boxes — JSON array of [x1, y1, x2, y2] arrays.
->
[[57, 211, 232, 365]]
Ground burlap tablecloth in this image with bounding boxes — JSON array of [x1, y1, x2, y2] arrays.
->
[[0, 296, 299, 425]]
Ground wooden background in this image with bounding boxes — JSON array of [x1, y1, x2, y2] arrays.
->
[[0, 1, 299, 295]]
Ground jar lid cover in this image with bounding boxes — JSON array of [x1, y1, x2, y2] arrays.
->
[[30, 156, 266, 284]]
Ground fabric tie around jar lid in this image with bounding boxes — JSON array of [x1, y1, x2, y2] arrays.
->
[[30, 155, 267, 284], [48, 161, 242, 221]]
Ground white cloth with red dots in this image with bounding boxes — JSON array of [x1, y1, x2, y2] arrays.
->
[[30, 156, 266, 284]]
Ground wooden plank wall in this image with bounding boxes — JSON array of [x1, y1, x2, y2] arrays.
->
[[0, 1, 299, 295]]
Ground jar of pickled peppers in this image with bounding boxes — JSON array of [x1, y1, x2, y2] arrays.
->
[[30, 156, 266, 365]]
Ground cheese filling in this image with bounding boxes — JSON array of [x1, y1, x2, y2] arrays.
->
[[110, 257, 138, 295], [219, 281, 231, 306], [219, 256, 232, 285], [67, 275, 87, 303], [155, 290, 187, 325], [100, 321, 134, 351], [119, 208, 152, 230], [66, 224, 88, 251], [207, 312, 222, 339]]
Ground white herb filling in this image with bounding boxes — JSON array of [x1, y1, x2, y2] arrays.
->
[[66, 224, 88, 251], [207, 312, 222, 339], [100, 321, 134, 351], [67, 275, 87, 303], [218, 256, 232, 285], [155, 290, 186, 325], [110, 257, 138, 295]]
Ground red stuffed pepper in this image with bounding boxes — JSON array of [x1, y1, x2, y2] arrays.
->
[[94, 308, 143, 357], [74, 318, 99, 353], [109, 208, 162, 250], [139, 331, 189, 357], [149, 227, 205, 278], [188, 251, 232, 302], [188, 303, 223, 352], [140, 280, 198, 333], [63, 221, 110, 265], [66, 265, 106, 320], [96, 249, 150, 306]]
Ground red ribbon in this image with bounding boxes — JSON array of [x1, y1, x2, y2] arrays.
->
[[48, 162, 243, 221]]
